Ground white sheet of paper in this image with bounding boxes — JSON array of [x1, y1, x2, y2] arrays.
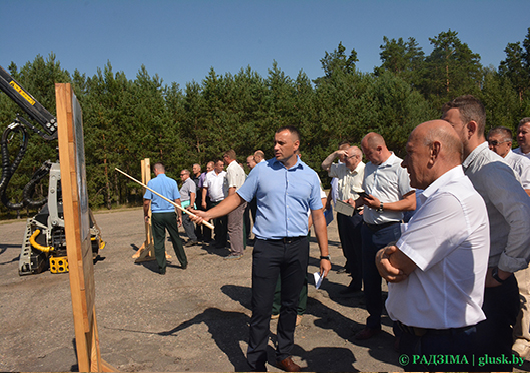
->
[[313, 271, 323, 289]]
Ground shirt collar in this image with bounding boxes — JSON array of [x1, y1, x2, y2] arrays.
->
[[272, 156, 304, 171], [350, 161, 365, 175], [378, 152, 397, 168], [420, 165, 464, 203], [462, 141, 488, 170]]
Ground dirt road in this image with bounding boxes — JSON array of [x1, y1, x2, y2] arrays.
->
[[0, 207, 402, 372]]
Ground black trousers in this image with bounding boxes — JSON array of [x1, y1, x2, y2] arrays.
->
[[398, 324, 480, 372], [246, 237, 309, 371], [475, 274, 520, 371], [336, 212, 363, 290], [211, 200, 227, 247]]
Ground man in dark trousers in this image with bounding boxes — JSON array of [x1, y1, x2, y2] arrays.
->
[[143, 162, 187, 274], [191, 126, 331, 372]]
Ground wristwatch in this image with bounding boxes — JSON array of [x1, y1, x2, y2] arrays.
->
[[376, 202, 384, 212], [492, 267, 506, 283], [320, 255, 331, 261]]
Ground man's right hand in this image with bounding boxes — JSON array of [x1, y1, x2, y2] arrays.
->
[[189, 209, 212, 226]]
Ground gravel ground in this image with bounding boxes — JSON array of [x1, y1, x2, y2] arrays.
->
[[0, 207, 444, 371]]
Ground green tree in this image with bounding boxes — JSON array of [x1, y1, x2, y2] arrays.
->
[[360, 71, 436, 156], [314, 42, 358, 86], [419, 30, 482, 105], [374, 36, 424, 86], [375, 36, 423, 74], [499, 27, 530, 102], [480, 68, 521, 133]]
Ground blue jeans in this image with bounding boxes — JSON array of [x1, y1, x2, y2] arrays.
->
[[361, 221, 401, 329]]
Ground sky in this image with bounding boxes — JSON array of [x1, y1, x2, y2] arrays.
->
[[1, 0, 529, 88]]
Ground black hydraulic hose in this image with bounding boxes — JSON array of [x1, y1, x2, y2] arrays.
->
[[22, 160, 52, 209], [0, 121, 29, 210]]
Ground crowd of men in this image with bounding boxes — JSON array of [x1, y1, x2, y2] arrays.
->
[[142, 98, 530, 372]]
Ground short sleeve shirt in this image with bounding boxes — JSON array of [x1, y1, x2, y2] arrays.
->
[[226, 161, 246, 190], [386, 166, 489, 329], [179, 178, 196, 202], [143, 174, 180, 213], [328, 162, 365, 201], [362, 153, 414, 224], [237, 158, 323, 239]]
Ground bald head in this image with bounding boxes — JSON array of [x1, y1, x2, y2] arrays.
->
[[419, 120, 463, 163], [361, 132, 390, 164], [362, 132, 386, 148], [254, 150, 265, 163], [344, 145, 362, 170], [402, 120, 463, 189]]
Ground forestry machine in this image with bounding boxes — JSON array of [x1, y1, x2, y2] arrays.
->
[[0, 65, 105, 275]]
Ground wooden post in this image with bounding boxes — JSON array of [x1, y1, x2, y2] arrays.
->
[[56, 83, 113, 372], [133, 158, 157, 262]]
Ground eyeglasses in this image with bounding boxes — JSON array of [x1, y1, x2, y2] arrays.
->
[[488, 140, 508, 146]]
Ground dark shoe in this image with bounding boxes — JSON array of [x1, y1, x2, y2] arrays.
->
[[355, 327, 381, 340], [181, 264, 187, 270], [336, 267, 350, 274], [159, 267, 166, 275], [277, 356, 301, 372]]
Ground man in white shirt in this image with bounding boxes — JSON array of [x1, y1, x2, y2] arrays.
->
[[223, 150, 247, 259], [488, 126, 530, 196], [442, 95, 530, 371], [322, 145, 364, 293], [253, 150, 265, 164], [488, 125, 530, 358], [514, 117, 530, 159], [203, 159, 228, 249], [322, 141, 350, 274], [376, 120, 490, 371], [352, 132, 416, 340]]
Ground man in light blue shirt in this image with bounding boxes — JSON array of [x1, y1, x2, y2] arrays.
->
[[191, 126, 331, 372], [143, 162, 187, 274]]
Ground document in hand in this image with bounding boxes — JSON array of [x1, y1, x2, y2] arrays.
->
[[335, 200, 354, 217]]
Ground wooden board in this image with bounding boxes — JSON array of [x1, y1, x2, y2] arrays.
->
[[56, 83, 111, 372], [133, 158, 156, 262]]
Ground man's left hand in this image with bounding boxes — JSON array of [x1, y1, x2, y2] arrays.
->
[[485, 267, 511, 288], [376, 245, 408, 282], [362, 194, 380, 210], [319, 258, 331, 278]]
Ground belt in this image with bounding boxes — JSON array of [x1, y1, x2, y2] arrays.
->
[[266, 236, 305, 244], [396, 320, 475, 337], [364, 220, 400, 232]]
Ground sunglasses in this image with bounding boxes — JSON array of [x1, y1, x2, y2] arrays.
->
[[488, 140, 508, 146]]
